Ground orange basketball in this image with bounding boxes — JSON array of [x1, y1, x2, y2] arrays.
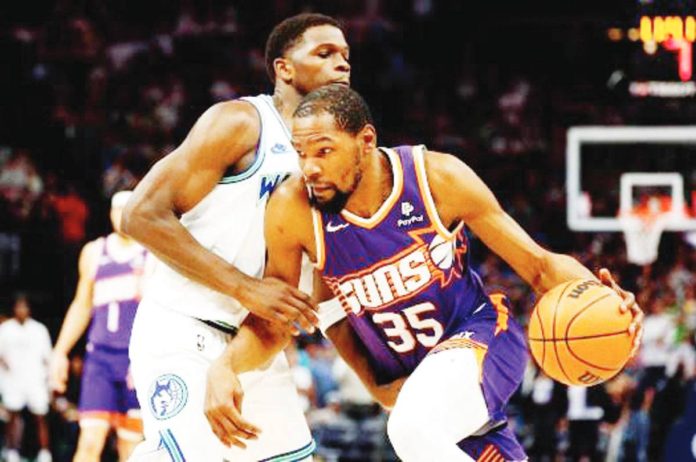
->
[[528, 279, 635, 387]]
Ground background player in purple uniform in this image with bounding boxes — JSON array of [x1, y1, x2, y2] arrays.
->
[[49, 190, 149, 462], [206, 85, 644, 461]]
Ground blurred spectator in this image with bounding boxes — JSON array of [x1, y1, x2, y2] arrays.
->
[[332, 356, 377, 419], [565, 385, 612, 462], [304, 339, 339, 408], [0, 149, 43, 222], [286, 343, 315, 413], [522, 368, 566, 461], [616, 377, 651, 462], [667, 330, 696, 380], [684, 284, 696, 331], [638, 293, 677, 393], [102, 156, 137, 198], [46, 183, 88, 246], [482, 78, 545, 157], [649, 329, 696, 460], [0, 295, 53, 462]]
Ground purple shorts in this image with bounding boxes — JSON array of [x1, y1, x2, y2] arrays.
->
[[79, 344, 139, 416], [432, 294, 529, 460]]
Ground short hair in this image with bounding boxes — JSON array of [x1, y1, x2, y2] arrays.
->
[[293, 84, 373, 135], [265, 13, 343, 82]]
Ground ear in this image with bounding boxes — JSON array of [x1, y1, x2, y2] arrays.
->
[[359, 124, 377, 154], [274, 57, 294, 84]]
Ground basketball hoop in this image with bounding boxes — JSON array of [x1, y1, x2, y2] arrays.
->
[[619, 196, 688, 265]]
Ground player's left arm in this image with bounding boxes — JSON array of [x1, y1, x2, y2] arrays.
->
[[205, 177, 312, 447], [424, 150, 642, 350], [325, 318, 406, 409], [311, 272, 405, 409]]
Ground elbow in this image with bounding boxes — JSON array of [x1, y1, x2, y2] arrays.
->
[[120, 196, 150, 241]]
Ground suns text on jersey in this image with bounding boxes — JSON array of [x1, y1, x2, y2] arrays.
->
[[332, 245, 435, 315]]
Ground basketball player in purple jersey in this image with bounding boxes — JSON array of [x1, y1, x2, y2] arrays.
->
[[50, 190, 149, 462], [206, 85, 644, 461]]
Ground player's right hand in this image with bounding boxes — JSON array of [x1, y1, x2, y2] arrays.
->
[[238, 277, 318, 335], [48, 352, 69, 393], [205, 356, 261, 448]]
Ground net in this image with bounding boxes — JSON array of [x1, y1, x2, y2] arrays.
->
[[619, 195, 688, 265]]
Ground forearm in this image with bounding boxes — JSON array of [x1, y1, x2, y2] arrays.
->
[[534, 252, 595, 294], [326, 320, 403, 409], [122, 200, 251, 302], [216, 315, 292, 374], [54, 304, 92, 355]]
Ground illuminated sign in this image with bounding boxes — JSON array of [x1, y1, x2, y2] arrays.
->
[[639, 16, 694, 81], [639, 16, 696, 43]]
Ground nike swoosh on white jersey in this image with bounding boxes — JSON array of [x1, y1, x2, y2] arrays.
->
[[473, 303, 486, 315], [326, 221, 350, 232]]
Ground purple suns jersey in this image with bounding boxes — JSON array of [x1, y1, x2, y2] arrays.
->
[[315, 145, 502, 383], [88, 236, 147, 350]]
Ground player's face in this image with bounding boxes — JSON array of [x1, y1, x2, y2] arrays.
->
[[293, 113, 374, 213], [284, 25, 351, 94]]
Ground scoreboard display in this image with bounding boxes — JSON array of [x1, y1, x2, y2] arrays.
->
[[639, 16, 693, 81], [616, 2, 696, 98]]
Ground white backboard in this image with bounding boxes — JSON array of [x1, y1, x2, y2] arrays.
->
[[566, 126, 696, 232]]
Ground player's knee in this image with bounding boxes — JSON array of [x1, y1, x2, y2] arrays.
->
[[75, 429, 109, 460], [74, 442, 103, 462], [387, 401, 423, 454]]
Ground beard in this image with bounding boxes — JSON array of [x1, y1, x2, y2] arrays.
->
[[306, 149, 363, 214], [308, 188, 351, 214]]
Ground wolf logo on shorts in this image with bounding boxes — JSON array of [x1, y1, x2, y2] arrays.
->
[[149, 375, 188, 420]]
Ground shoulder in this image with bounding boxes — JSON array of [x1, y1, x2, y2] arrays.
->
[[420, 149, 474, 189], [0, 319, 17, 332], [200, 100, 259, 128], [29, 319, 48, 332], [271, 174, 309, 207], [79, 238, 103, 275], [81, 238, 103, 258], [266, 174, 314, 239], [184, 100, 261, 160]]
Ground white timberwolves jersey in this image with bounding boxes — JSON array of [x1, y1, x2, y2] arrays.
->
[[145, 94, 300, 326]]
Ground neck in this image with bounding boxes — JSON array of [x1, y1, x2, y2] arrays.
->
[[344, 148, 392, 218], [272, 83, 304, 129]]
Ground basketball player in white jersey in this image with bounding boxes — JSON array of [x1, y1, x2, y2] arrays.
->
[[49, 190, 148, 462], [122, 14, 350, 462]]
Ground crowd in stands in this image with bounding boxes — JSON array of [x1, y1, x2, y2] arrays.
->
[[0, 1, 695, 460]]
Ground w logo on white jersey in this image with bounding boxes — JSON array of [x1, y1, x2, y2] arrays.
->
[[259, 173, 290, 201]]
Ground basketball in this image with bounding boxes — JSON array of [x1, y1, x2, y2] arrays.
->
[[528, 279, 635, 387]]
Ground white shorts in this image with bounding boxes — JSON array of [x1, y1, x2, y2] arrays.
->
[[129, 299, 314, 462], [2, 376, 49, 415]]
